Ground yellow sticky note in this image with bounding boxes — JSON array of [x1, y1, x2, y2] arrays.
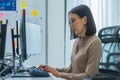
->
[[32, 10, 39, 16], [2, 20, 4, 24], [20, 2, 27, 9]]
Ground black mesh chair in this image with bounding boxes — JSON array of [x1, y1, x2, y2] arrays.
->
[[98, 26, 120, 71], [92, 26, 120, 80]]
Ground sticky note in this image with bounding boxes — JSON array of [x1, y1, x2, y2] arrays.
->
[[14, 40, 17, 47], [32, 10, 39, 16], [2, 20, 4, 24], [0, 13, 4, 19], [20, 2, 27, 9]]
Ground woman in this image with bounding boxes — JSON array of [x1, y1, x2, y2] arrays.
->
[[38, 5, 102, 80]]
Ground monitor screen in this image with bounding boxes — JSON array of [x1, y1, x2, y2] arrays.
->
[[19, 9, 27, 62]]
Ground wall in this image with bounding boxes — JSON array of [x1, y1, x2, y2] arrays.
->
[[47, 0, 65, 68], [0, 0, 47, 66], [1, 0, 66, 76]]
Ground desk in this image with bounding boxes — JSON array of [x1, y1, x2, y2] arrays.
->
[[5, 76, 54, 80], [3, 73, 55, 80]]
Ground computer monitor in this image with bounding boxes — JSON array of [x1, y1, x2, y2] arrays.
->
[[11, 9, 27, 74], [0, 20, 7, 60], [19, 9, 27, 62], [0, 20, 8, 70], [11, 9, 27, 67]]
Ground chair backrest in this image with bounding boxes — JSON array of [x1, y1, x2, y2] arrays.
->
[[0, 20, 8, 60], [93, 26, 120, 80], [98, 25, 120, 72], [98, 25, 120, 43]]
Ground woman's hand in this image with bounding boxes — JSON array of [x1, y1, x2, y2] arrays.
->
[[38, 65, 61, 77]]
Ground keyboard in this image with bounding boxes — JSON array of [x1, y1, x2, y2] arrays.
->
[[27, 66, 50, 77], [12, 66, 50, 77]]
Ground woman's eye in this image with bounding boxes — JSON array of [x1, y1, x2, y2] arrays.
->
[[71, 19, 75, 22], [69, 19, 75, 24], [71, 20, 74, 22]]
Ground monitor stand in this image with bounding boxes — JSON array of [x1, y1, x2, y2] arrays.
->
[[11, 54, 31, 77], [11, 64, 32, 77]]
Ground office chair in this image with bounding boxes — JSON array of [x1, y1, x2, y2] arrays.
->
[[92, 26, 120, 80], [98, 25, 120, 71]]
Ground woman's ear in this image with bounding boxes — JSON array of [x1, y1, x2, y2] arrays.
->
[[83, 16, 87, 24]]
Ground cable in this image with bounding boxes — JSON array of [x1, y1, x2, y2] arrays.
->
[[0, 66, 10, 80], [0, 62, 13, 79], [0, 75, 4, 80]]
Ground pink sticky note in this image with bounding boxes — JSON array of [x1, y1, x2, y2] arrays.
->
[[0, 13, 4, 19]]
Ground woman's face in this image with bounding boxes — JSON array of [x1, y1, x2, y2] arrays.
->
[[69, 13, 87, 36]]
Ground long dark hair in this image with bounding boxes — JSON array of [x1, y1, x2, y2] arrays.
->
[[69, 5, 96, 39]]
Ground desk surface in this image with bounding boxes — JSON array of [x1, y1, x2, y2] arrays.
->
[[5, 76, 54, 80], [3, 72, 54, 80], [3, 68, 55, 80]]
